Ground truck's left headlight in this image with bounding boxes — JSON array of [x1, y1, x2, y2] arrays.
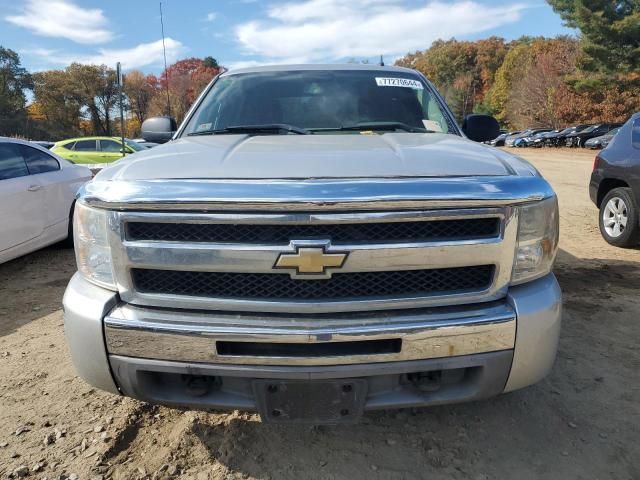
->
[[512, 196, 559, 285], [74, 202, 116, 290]]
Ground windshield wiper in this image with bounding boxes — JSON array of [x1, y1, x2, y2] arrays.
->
[[187, 123, 310, 136], [314, 122, 429, 133]]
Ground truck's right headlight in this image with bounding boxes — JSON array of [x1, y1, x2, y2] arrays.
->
[[512, 196, 559, 285], [74, 202, 116, 290]]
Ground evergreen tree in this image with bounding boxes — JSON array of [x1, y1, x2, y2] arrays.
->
[[203, 56, 219, 69], [547, 0, 640, 73]]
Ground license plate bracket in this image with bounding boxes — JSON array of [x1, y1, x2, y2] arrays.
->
[[253, 379, 367, 424]]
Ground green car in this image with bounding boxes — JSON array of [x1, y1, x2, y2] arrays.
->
[[51, 137, 145, 164]]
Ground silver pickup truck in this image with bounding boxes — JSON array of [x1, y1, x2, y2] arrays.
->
[[64, 65, 561, 424]]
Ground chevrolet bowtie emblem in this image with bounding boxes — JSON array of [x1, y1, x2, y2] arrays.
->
[[274, 242, 348, 279]]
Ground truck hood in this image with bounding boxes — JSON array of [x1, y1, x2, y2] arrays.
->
[[96, 133, 537, 181]]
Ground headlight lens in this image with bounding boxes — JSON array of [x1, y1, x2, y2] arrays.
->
[[512, 196, 559, 285], [74, 202, 116, 290]]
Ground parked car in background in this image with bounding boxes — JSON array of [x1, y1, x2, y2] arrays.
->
[[544, 125, 591, 147], [504, 130, 529, 147], [589, 113, 640, 246], [585, 127, 620, 149], [529, 130, 560, 148], [505, 128, 552, 147], [487, 131, 520, 147], [566, 123, 621, 148], [0, 138, 91, 263], [51, 136, 145, 164], [512, 129, 553, 147]]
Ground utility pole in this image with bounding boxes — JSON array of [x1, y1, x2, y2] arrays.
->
[[117, 62, 125, 157], [160, 2, 171, 117]]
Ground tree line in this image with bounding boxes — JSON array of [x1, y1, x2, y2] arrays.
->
[[396, 1, 639, 129], [1, 0, 637, 139], [0, 53, 220, 140]]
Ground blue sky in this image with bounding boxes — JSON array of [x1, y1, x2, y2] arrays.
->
[[0, 0, 575, 73]]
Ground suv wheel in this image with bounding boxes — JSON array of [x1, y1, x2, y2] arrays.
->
[[599, 187, 640, 247]]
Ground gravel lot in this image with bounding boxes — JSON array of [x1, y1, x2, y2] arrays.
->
[[1, 148, 638, 480]]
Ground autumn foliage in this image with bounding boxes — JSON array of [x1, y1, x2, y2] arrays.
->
[[397, 37, 511, 121], [3, 56, 221, 140], [396, 35, 639, 129], [1, 0, 638, 141], [146, 57, 221, 122]]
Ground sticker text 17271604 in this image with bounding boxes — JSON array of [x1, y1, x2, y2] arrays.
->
[[375, 77, 423, 89]]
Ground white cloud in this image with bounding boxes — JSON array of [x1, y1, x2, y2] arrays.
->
[[235, 0, 527, 62], [205, 12, 218, 21], [19, 47, 58, 58], [5, 0, 113, 44], [63, 38, 186, 70], [27, 38, 186, 71]]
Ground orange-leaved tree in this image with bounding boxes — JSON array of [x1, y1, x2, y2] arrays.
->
[[149, 57, 221, 123]]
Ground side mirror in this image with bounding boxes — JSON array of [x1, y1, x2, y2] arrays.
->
[[141, 116, 177, 144], [462, 114, 500, 143]]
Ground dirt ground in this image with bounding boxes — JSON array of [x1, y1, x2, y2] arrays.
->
[[1, 148, 639, 480]]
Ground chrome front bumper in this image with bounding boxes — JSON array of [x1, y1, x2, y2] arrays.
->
[[63, 273, 561, 406], [103, 302, 516, 366]]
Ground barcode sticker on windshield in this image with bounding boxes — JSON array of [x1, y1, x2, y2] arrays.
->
[[375, 77, 423, 89]]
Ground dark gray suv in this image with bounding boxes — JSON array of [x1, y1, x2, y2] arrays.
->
[[589, 113, 640, 247]]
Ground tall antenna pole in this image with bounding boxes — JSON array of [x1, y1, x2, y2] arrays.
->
[[160, 2, 172, 117], [117, 62, 125, 157]]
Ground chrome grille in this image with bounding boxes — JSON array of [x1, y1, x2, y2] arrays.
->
[[109, 208, 517, 313], [131, 266, 494, 300], [126, 218, 500, 244]]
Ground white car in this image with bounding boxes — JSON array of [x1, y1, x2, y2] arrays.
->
[[0, 138, 92, 264]]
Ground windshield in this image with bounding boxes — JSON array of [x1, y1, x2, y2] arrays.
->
[[182, 70, 453, 135]]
